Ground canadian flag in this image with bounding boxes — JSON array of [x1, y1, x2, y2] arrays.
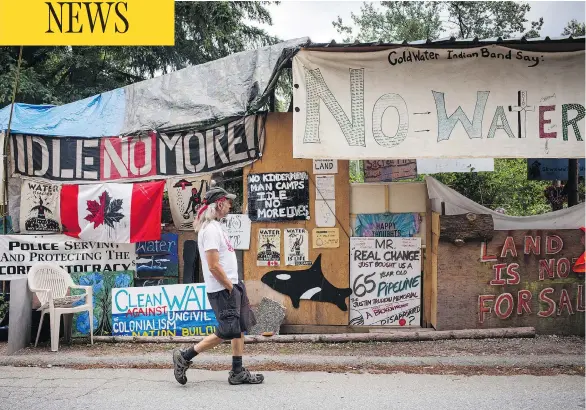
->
[[61, 181, 164, 243]]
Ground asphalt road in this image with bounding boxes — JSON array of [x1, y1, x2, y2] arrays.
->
[[0, 367, 584, 410]]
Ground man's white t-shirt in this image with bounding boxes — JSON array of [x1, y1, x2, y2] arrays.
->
[[197, 220, 239, 293]]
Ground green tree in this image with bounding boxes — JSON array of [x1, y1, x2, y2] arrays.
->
[[333, 1, 543, 42], [0, 2, 278, 107], [562, 19, 586, 36]]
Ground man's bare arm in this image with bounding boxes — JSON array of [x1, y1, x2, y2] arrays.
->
[[206, 249, 233, 292]]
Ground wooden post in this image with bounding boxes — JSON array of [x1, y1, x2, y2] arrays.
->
[[567, 159, 579, 207]]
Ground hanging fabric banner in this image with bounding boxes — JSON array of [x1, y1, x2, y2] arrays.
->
[[61, 181, 165, 243], [292, 47, 585, 159], [19, 180, 61, 234], [166, 176, 211, 230], [9, 114, 266, 183]]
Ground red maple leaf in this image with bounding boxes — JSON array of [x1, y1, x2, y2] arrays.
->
[[85, 191, 107, 228]]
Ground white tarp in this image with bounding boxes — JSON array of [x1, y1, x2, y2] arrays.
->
[[425, 176, 585, 230], [292, 46, 585, 159]]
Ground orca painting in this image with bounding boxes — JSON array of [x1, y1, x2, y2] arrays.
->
[[261, 254, 352, 311]]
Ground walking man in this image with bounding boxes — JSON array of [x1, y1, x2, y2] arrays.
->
[[172, 186, 264, 385]]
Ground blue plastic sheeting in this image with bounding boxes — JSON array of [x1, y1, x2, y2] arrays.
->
[[0, 88, 125, 137]]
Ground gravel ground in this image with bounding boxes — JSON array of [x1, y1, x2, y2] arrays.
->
[[1, 335, 583, 358]]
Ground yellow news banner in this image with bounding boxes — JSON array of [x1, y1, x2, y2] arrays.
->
[[0, 0, 174, 45]]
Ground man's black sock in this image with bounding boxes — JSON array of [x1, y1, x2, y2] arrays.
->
[[182, 347, 198, 361], [232, 356, 243, 373]]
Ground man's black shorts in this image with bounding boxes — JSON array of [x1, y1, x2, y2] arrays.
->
[[208, 281, 257, 340]]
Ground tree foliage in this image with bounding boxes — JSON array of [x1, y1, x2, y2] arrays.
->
[[333, 1, 544, 42], [0, 2, 278, 107], [562, 19, 586, 36]]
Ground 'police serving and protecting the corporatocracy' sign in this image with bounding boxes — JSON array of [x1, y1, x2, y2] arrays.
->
[[293, 47, 585, 159], [111, 283, 218, 337], [0, 235, 136, 280]]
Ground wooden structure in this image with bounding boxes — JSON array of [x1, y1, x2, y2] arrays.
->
[[242, 113, 351, 325]]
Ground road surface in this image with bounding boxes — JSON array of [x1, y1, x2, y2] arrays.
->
[[0, 367, 583, 410]]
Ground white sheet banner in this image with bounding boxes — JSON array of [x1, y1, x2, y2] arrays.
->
[[293, 47, 585, 159], [0, 234, 136, 280]]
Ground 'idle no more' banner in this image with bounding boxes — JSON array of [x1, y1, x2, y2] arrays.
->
[[0, 235, 135, 280], [112, 284, 218, 337], [10, 115, 265, 182], [292, 47, 585, 159]]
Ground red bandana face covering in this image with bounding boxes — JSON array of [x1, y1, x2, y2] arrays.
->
[[196, 196, 228, 219]]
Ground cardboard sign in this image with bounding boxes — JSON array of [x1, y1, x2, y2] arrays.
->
[[349, 237, 422, 326], [312, 228, 340, 248]]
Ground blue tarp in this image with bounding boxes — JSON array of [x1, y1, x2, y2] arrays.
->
[[0, 37, 308, 138], [0, 88, 125, 137]]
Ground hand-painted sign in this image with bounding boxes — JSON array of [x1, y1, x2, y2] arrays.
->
[[293, 47, 584, 159], [0, 235, 136, 280], [135, 233, 179, 279], [167, 176, 211, 230], [364, 160, 416, 182], [247, 172, 310, 222], [111, 283, 218, 337], [350, 237, 422, 326], [354, 213, 420, 237], [527, 158, 586, 180], [416, 158, 494, 174], [10, 115, 265, 182]]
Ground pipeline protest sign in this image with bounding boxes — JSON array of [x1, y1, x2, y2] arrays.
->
[[111, 283, 218, 337], [0, 235, 135, 280], [349, 237, 422, 326], [9, 115, 266, 183], [293, 47, 585, 159]]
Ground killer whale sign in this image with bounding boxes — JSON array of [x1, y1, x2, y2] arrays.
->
[[349, 237, 422, 326], [292, 47, 585, 159], [261, 254, 352, 311]]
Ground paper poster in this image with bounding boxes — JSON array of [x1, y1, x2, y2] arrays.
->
[[247, 172, 310, 222], [166, 176, 211, 230], [316, 200, 336, 227], [364, 160, 417, 182], [312, 228, 340, 248], [315, 175, 335, 200], [313, 159, 338, 174], [19, 180, 61, 233], [220, 214, 251, 250], [257, 228, 281, 267], [284, 228, 311, 266], [349, 237, 422, 326], [354, 213, 420, 237]]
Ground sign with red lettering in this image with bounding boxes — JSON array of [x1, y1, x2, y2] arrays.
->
[[9, 115, 265, 182]]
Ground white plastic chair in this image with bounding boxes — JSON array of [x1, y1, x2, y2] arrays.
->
[[27, 263, 94, 352]]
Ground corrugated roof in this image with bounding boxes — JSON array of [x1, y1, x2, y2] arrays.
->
[[302, 35, 586, 53]]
